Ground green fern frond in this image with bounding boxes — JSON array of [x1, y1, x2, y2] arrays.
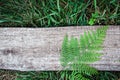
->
[[84, 32, 90, 47], [80, 35, 86, 49], [60, 26, 109, 79], [60, 34, 69, 67], [69, 37, 79, 57], [79, 52, 102, 63]]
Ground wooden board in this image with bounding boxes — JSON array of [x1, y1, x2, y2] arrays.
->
[[0, 26, 120, 71]]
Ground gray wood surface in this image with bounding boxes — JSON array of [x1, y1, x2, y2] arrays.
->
[[0, 26, 120, 71]]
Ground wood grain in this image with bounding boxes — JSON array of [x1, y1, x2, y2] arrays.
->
[[0, 26, 120, 71]]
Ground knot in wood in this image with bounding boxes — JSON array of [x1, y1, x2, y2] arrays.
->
[[2, 48, 18, 55]]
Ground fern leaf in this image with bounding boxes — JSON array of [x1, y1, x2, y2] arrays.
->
[[80, 35, 86, 49], [84, 31, 90, 47], [60, 34, 69, 67], [60, 26, 108, 79]]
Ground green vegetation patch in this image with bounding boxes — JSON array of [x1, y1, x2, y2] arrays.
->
[[0, 0, 120, 27], [60, 26, 108, 80]]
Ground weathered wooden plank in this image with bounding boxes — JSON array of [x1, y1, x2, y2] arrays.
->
[[0, 26, 120, 71]]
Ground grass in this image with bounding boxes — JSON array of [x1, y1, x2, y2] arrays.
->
[[0, 70, 120, 80], [0, 0, 120, 27]]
